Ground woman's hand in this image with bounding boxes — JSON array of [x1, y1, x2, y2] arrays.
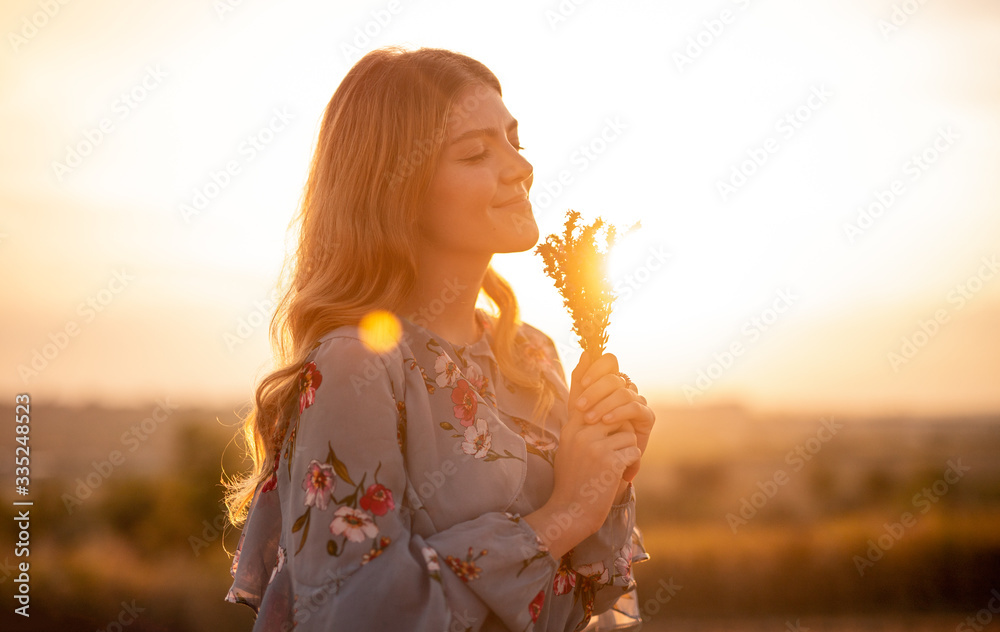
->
[[572, 351, 656, 482], [524, 352, 642, 559]]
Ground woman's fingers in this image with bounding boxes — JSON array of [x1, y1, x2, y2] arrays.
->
[[597, 428, 641, 475], [579, 352, 619, 388], [594, 400, 651, 427], [566, 424, 638, 473], [581, 384, 636, 423], [575, 371, 632, 415], [569, 350, 596, 401]]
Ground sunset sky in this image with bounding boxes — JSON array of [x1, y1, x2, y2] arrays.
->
[[2, 0, 998, 415]]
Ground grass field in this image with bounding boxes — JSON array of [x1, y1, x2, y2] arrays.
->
[[0, 402, 997, 631]]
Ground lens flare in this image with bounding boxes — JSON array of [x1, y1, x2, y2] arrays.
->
[[359, 310, 402, 353]]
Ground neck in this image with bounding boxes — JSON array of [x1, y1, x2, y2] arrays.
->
[[398, 249, 491, 347]]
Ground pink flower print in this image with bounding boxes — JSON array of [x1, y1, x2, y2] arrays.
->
[[553, 555, 576, 595], [229, 548, 241, 578], [451, 379, 478, 427], [553, 567, 576, 595], [421, 546, 442, 581], [464, 361, 487, 392], [302, 460, 336, 510], [576, 561, 610, 584], [298, 362, 323, 413], [329, 506, 378, 543], [461, 419, 492, 459], [523, 427, 556, 452], [529, 590, 545, 623], [615, 556, 632, 583], [261, 455, 279, 494], [523, 340, 552, 369], [268, 546, 286, 585], [434, 353, 460, 388], [359, 483, 395, 516]]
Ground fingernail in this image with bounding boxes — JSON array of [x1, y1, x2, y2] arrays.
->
[[576, 396, 587, 409], [585, 411, 596, 422]]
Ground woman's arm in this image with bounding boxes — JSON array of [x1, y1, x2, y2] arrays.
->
[[551, 347, 655, 618]]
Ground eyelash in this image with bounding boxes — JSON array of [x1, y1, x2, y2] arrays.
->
[[463, 143, 525, 163]]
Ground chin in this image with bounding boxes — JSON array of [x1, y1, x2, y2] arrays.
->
[[497, 209, 539, 253]]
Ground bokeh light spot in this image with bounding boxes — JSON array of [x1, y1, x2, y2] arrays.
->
[[359, 310, 402, 354]]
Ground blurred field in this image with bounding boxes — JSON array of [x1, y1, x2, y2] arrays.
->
[[0, 401, 998, 631]]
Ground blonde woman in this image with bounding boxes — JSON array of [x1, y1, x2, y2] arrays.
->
[[224, 47, 657, 632]]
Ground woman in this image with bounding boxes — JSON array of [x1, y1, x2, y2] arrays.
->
[[224, 46, 657, 631]]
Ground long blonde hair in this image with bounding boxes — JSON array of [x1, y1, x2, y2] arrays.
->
[[224, 47, 550, 526]]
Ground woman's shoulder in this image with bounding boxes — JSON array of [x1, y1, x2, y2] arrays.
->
[[306, 324, 411, 382], [478, 309, 555, 347], [515, 319, 561, 358], [500, 317, 568, 377]]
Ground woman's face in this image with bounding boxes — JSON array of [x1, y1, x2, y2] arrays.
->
[[417, 84, 537, 258]]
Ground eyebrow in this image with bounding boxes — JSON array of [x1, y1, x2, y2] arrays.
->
[[448, 119, 519, 145]]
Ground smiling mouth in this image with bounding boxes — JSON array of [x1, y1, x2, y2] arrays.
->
[[495, 193, 530, 207]]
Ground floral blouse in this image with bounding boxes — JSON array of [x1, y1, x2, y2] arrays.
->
[[225, 308, 649, 631]]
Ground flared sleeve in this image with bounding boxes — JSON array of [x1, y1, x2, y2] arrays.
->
[[228, 334, 558, 631], [571, 485, 651, 630]]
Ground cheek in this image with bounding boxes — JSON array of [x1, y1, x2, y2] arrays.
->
[[430, 165, 495, 216], [420, 165, 495, 241], [449, 165, 495, 206]]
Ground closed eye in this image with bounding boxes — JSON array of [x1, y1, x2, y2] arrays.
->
[[462, 150, 490, 163]]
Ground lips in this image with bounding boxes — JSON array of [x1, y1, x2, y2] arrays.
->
[[495, 192, 529, 207]]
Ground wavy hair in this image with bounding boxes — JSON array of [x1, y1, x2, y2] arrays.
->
[[224, 47, 552, 526]]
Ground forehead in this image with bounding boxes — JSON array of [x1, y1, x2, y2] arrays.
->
[[446, 85, 514, 135]]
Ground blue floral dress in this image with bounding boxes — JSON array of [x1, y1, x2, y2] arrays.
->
[[225, 308, 649, 631]]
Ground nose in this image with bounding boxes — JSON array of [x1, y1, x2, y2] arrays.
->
[[502, 147, 533, 190]]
